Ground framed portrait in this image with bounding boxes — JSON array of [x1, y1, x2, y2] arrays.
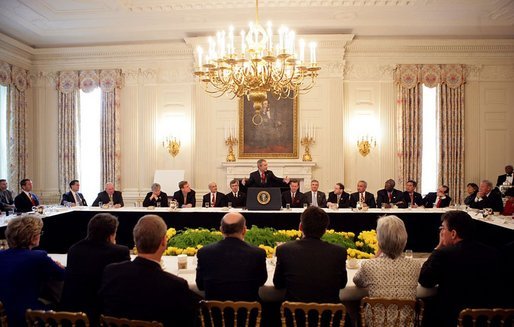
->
[[238, 92, 298, 158]]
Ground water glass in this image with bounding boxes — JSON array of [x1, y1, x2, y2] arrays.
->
[[405, 249, 413, 259], [303, 203, 308, 209], [204, 202, 210, 208], [98, 201, 103, 208], [228, 202, 232, 209]]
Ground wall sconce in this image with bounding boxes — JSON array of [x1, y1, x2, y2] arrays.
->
[[224, 121, 238, 162], [357, 135, 376, 157], [163, 137, 181, 157]]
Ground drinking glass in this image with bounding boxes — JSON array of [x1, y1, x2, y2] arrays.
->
[[303, 203, 308, 209], [405, 249, 413, 259], [286, 203, 291, 210], [98, 201, 103, 208], [228, 202, 232, 209], [204, 202, 210, 208]]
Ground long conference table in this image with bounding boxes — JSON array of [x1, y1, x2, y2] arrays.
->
[[1, 206, 513, 254]]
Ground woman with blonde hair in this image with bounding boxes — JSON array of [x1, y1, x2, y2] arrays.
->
[[354, 215, 421, 326], [0, 215, 65, 326]]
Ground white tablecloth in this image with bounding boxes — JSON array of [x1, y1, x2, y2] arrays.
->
[[48, 254, 436, 302]]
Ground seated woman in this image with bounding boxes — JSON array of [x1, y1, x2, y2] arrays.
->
[[354, 215, 421, 326], [142, 182, 169, 207], [502, 188, 514, 216], [463, 183, 478, 206], [0, 215, 65, 326]]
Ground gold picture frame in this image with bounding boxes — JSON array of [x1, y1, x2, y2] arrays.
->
[[238, 92, 298, 158]]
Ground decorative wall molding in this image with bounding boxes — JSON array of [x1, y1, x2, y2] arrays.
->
[[344, 63, 396, 81], [479, 65, 514, 81]]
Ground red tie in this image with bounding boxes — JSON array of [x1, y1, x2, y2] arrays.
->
[[261, 172, 266, 183], [436, 198, 441, 208], [410, 193, 414, 205], [211, 193, 216, 206], [388, 192, 392, 202], [28, 193, 35, 206]]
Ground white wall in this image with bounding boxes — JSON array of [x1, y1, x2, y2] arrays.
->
[[1, 34, 513, 203]]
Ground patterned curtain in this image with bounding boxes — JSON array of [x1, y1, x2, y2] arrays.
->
[[395, 65, 422, 188], [57, 69, 122, 193], [395, 64, 466, 201], [0, 61, 29, 193], [439, 65, 466, 204]]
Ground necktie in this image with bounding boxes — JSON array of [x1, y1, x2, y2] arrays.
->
[[234, 192, 237, 198], [312, 192, 318, 207], [410, 193, 414, 205], [360, 193, 364, 203], [28, 193, 35, 206], [261, 172, 266, 183], [436, 198, 441, 208], [74, 193, 80, 205], [109, 194, 113, 203], [337, 194, 341, 203], [388, 192, 392, 202], [184, 193, 187, 205], [211, 193, 216, 206]]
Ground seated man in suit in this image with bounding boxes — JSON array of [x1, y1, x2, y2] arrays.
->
[[60, 180, 87, 206], [225, 179, 246, 208], [496, 164, 513, 187], [350, 180, 376, 208], [327, 183, 350, 208], [469, 179, 504, 212], [273, 206, 347, 303], [422, 185, 452, 208], [173, 180, 196, 208], [142, 182, 169, 207], [282, 179, 304, 208], [99, 215, 199, 326], [202, 182, 228, 208], [376, 179, 403, 208], [464, 182, 478, 206], [14, 178, 40, 212], [60, 213, 130, 324], [196, 212, 267, 301], [400, 180, 423, 208], [241, 159, 290, 190], [92, 183, 124, 208], [303, 180, 327, 208], [0, 179, 15, 212], [419, 211, 503, 327]]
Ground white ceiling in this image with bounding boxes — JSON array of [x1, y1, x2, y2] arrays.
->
[[0, 0, 513, 48]]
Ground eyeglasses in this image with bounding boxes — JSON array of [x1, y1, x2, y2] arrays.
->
[[438, 225, 449, 231]]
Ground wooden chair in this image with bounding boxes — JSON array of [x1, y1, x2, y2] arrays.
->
[[280, 301, 347, 327], [458, 308, 514, 327], [0, 302, 7, 327], [100, 315, 163, 327], [359, 297, 424, 327], [25, 309, 89, 327], [199, 300, 261, 327]]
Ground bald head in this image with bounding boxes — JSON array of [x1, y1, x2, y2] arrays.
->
[[220, 212, 246, 238], [105, 182, 115, 195]]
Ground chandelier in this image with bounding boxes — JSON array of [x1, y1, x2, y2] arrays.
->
[[193, 0, 321, 125]]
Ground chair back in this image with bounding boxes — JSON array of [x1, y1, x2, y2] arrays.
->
[[359, 297, 424, 327], [281, 301, 347, 327], [100, 315, 163, 327], [458, 308, 514, 327], [26, 309, 89, 327], [199, 300, 261, 327], [0, 302, 7, 327]]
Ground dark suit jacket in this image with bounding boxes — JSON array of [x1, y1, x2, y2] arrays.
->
[[349, 192, 376, 208], [60, 239, 130, 323], [273, 238, 347, 303], [419, 240, 503, 327], [14, 191, 40, 212], [225, 191, 246, 208], [497, 174, 513, 186], [61, 191, 88, 206], [464, 192, 477, 206], [92, 191, 124, 207], [327, 191, 350, 208], [196, 237, 267, 301], [172, 190, 196, 207], [0, 189, 14, 211], [376, 189, 403, 207], [142, 191, 169, 207], [0, 248, 65, 327], [99, 257, 199, 327], [303, 191, 327, 208], [202, 192, 228, 207], [281, 190, 304, 208], [469, 190, 504, 212], [400, 191, 423, 208], [244, 170, 289, 189], [422, 192, 451, 208]]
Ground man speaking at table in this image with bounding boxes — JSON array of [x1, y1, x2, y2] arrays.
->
[[241, 159, 290, 191]]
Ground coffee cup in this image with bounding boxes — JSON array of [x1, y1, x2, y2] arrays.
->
[[177, 254, 188, 269]]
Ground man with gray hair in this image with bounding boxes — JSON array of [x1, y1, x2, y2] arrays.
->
[[92, 182, 124, 207], [142, 183, 169, 207], [0, 179, 15, 212], [99, 215, 198, 326], [202, 182, 228, 208], [469, 179, 503, 212], [196, 212, 267, 301]]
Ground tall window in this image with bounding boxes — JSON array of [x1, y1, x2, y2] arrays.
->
[[421, 85, 439, 195], [0, 86, 7, 179], [78, 88, 102, 203]]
